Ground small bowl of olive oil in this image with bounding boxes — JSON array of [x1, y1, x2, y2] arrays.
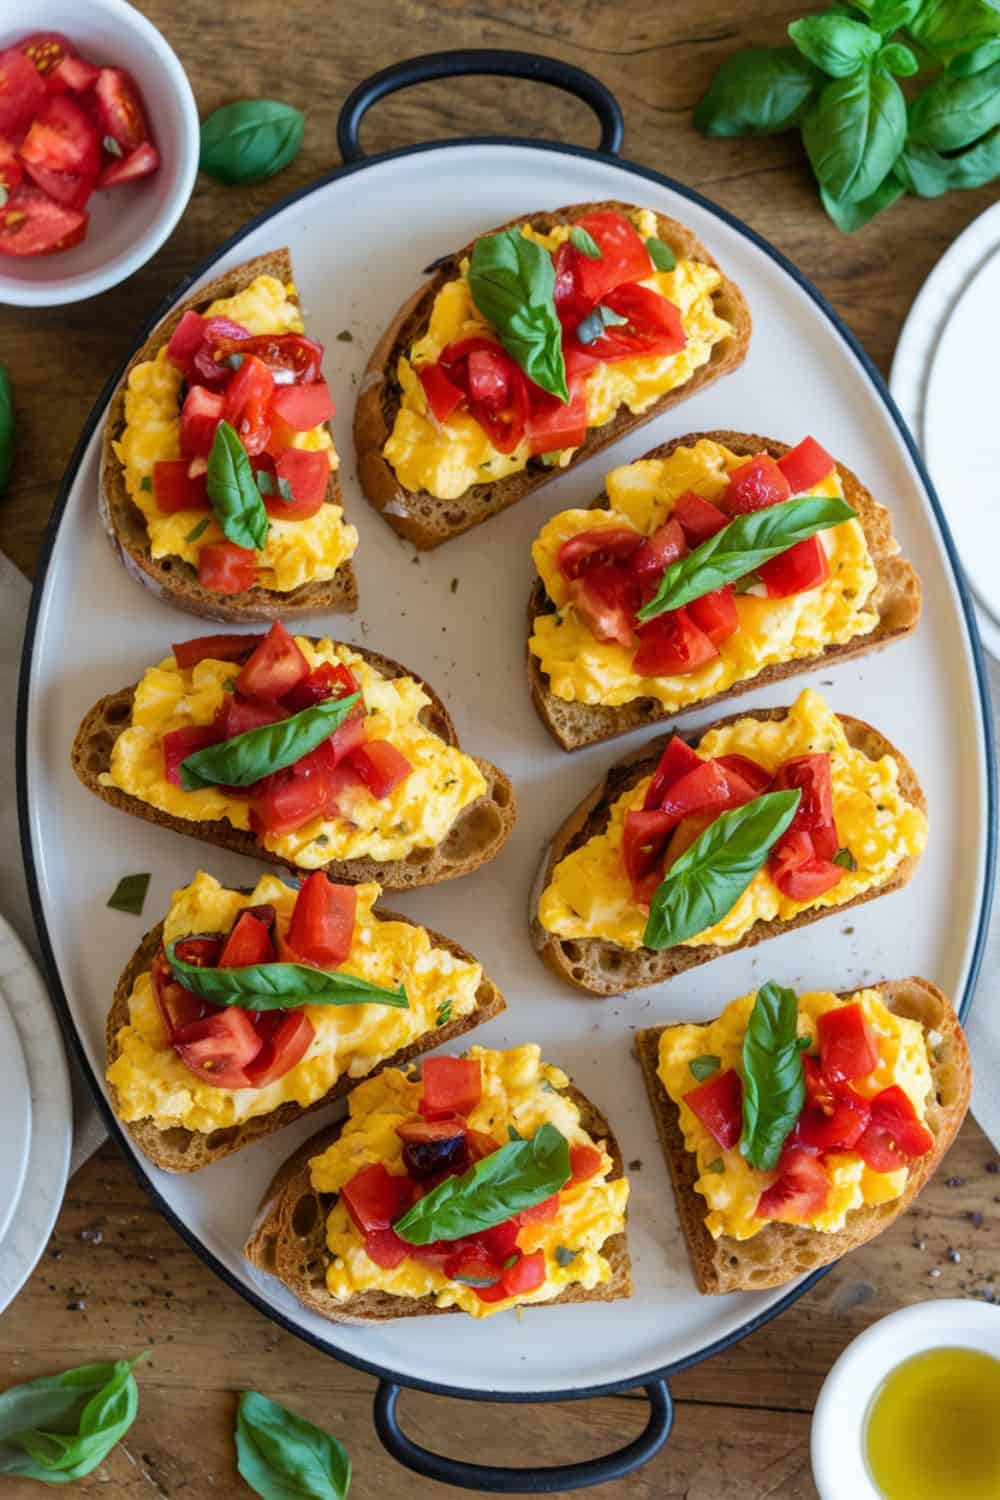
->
[[811, 1299, 1000, 1500]]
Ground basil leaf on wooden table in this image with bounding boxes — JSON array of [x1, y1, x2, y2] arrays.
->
[[0, 367, 13, 493], [637, 494, 855, 620], [468, 230, 568, 401], [207, 420, 269, 551], [948, 38, 1000, 77], [235, 1391, 350, 1500], [908, 60, 1000, 150], [849, 0, 922, 33], [179, 693, 360, 790], [820, 171, 905, 232], [897, 127, 1000, 195], [0, 1355, 144, 1484], [643, 790, 801, 951], [694, 49, 822, 137], [877, 42, 918, 77], [394, 1122, 571, 1244], [788, 14, 882, 77], [802, 69, 907, 205], [107, 872, 150, 916], [739, 981, 807, 1170], [165, 943, 407, 1010], [200, 100, 305, 185], [907, 0, 1000, 61]]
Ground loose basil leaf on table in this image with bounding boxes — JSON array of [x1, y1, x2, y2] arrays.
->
[[908, 59, 1000, 150], [694, 48, 823, 137], [897, 127, 1000, 195], [739, 981, 807, 1170], [200, 100, 305, 185], [179, 692, 360, 790], [235, 1391, 351, 1500], [948, 38, 1000, 77], [820, 171, 905, 232], [788, 14, 882, 77], [643, 790, 801, 951], [848, 0, 922, 33], [569, 225, 601, 259], [0, 367, 13, 493], [165, 942, 407, 1010], [468, 229, 568, 402], [207, 420, 269, 552], [393, 1122, 571, 1244], [0, 1355, 145, 1484], [907, 0, 1000, 61], [636, 494, 856, 620], [802, 69, 907, 205]]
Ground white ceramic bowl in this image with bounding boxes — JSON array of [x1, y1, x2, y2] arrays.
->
[[0, 0, 198, 305], [811, 1298, 1000, 1500]]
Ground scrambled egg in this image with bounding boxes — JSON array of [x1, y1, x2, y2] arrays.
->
[[538, 691, 927, 950], [113, 274, 358, 592], [311, 1045, 629, 1317], [530, 437, 880, 709], [657, 988, 933, 1239], [99, 636, 487, 867], [108, 871, 483, 1132], [383, 210, 733, 500]]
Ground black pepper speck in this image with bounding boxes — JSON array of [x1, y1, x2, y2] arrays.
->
[[946, 1176, 965, 1188]]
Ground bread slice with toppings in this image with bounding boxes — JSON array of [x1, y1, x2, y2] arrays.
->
[[635, 978, 970, 1293], [100, 248, 358, 624], [355, 202, 751, 550], [528, 430, 921, 752]]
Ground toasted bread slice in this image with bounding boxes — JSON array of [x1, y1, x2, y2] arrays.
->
[[100, 247, 358, 624], [354, 202, 751, 550], [245, 1078, 631, 1321], [531, 706, 925, 996], [528, 430, 921, 751], [71, 642, 515, 890], [109, 910, 505, 1173], [635, 978, 970, 1293]]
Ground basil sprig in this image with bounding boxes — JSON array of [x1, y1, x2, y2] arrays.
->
[[468, 230, 568, 402], [643, 790, 801, 950], [393, 1122, 570, 1244], [179, 693, 360, 790], [636, 494, 855, 622], [199, 100, 305, 185], [0, 1355, 145, 1484], [207, 421, 269, 551], [235, 1391, 350, 1500], [0, 367, 13, 493], [166, 940, 407, 1010], [740, 981, 807, 1170]]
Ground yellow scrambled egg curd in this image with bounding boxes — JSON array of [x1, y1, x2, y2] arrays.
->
[[657, 988, 933, 1239], [530, 437, 880, 709], [538, 690, 927, 951], [112, 274, 358, 592], [99, 636, 487, 866], [310, 1045, 629, 1317], [107, 872, 483, 1132], [382, 210, 733, 500]]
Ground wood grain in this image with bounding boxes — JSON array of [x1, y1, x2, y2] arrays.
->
[[1, 2, 995, 1495]]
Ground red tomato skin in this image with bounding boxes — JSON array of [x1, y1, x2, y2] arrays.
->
[[0, 138, 22, 192], [165, 311, 207, 375], [97, 140, 159, 188], [52, 53, 99, 92], [266, 449, 329, 519], [22, 159, 94, 210], [217, 909, 275, 968], [244, 1011, 315, 1087], [151, 951, 208, 1038], [172, 633, 264, 670], [20, 92, 98, 176], [567, 564, 639, 648], [671, 490, 729, 545], [630, 519, 688, 596], [724, 455, 792, 515], [420, 1057, 482, 1119], [287, 873, 356, 967], [479, 1218, 520, 1259], [198, 541, 257, 595], [0, 49, 47, 136], [818, 1003, 879, 1083], [0, 182, 87, 256], [525, 382, 588, 455], [790, 1059, 872, 1152], [713, 754, 772, 796], [348, 740, 412, 799], [162, 723, 223, 786], [755, 1148, 831, 1223], [856, 1085, 935, 1170], [622, 808, 674, 903], [361, 1228, 411, 1269], [759, 535, 830, 598], [569, 1143, 604, 1183], [179, 385, 224, 458], [93, 67, 148, 151], [342, 1163, 412, 1234], [501, 1248, 546, 1296], [573, 210, 652, 302], [249, 772, 329, 836], [684, 1068, 743, 1151], [770, 754, 838, 860], [418, 362, 464, 423], [152, 459, 209, 514], [236, 622, 309, 701], [282, 662, 358, 713], [687, 585, 738, 645], [223, 354, 274, 456], [632, 608, 718, 677], [268, 379, 335, 431], [172, 1008, 263, 1090], [778, 436, 835, 493], [643, 736, 704, 810], [557, 527, 642, 581], [516, 1192, 561, 1225]]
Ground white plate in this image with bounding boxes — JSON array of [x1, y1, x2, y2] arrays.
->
[[0, 989, 31, 1248], [20, 142, 996, 1398]]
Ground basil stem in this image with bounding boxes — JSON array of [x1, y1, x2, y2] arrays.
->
[[740, 981, 807, 1170], [165, 941, 407, 1010], [179, 693, 360, 790]]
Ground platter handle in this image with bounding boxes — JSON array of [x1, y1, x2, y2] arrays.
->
[[372, 1376, 672, 1492], [337, 49, 624, 163]]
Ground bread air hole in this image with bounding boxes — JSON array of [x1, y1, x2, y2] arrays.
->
[[442, 802, 502, 861], [206, 1127, 239, 1153], [291, 1193, 318, 1239], [159, 1128, 192, 1154]]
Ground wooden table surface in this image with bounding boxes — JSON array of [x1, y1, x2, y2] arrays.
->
[[2, 2, 997, 1495]]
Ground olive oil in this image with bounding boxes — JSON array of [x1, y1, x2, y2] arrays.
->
[[864, 1346, 1000, 1500]]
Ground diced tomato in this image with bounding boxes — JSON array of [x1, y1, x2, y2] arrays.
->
[[444, 1248, 503, 1291], [327, 712, 368, 766], [643, 736, 703, 810], [569, 1143, 603, 1183], [479, 1218, 520, 1260], [263, 449, 329, 520], [517, 1192, 561, 1224], [463, 1129, 502, 1164], [165, 311, 208, 375], [348, 740, 412, 799], [790, 1057, 871, 1152], [363, 1227, 411, 1269], [191, 317, 251, 387], [172, 935, 225, 968], [583, 281, 686, 360], [662, 760, 743, 825], [778, 436, 835, 494], [770, 754, 838, 861], [287, 873, 356, 967], [420, 1057, 482, 1120], [437, 337, 529, 454], [342, 1163, 412, 1234], [770, 835, 843, 902], [0, 138, 22, 192], [162, 724, 223, 786], [755, 1148, 831, 1222], [396, 1116, 468, 1147], [173, 1007, 262, 1089], [243, 1010, 315, 1087], [249, 771, 329, 836], [0, 48, 46, 135], [568, 564, 639, 648], [552, 240, 590, 326], [688, 586, 738, 645], [856, 1085, 934, 1171], [51, 53, 99, 93], [572, 210, 652, 303], [199, 541, 257, 594], [20, 91, 98, 176], [622, 808, 674, 905], [282, 662, 358, 713], [97, 140, 160, 189], [236, 622, 309, 701], [152, 459, 209, 514], [217, 694, 286, 739], [724, 455, 792, 515], [759, 535, 830, 598], [268, 379, 335, 432], [223, 354, 273, 456], [629, 519, 687, 597], [179, 385, 224, 459], [633, 608, 718, 677], [501, 1248, 546, 1295], [418, 361, 463, 423], [685, 1068, 743, 1150], [93, 67, 148, 151], [525, 382, 588, 455], [218, 332, 323, 386], [217, 909, 275, 969], [713, 754, 771, 796], [22, 159, 95, 210], [557, 527, 642, 582], [671, 490, 729, 545], [172, 633, 263, 670], [818, 1003, 878, 1084], [151, 951, 207, 1039], [17, 32, 73, 80]]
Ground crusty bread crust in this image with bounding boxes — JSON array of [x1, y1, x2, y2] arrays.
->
[[100, 248, 358, 624], [244, 1079, 631, 1322], [108, 910, 505, 1173], [635, 977, 970, 1294], [354, 202, 751, 550], [531, 707, 926, 996], [528, 430, 922, 751], [71, 641, 516, 890]]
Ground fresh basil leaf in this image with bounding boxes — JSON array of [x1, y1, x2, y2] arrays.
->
[[165, 941, 406, 1011], [820, 170, 905, 231], [235, 1391, 350, 1500], [645, 235, 676, 271], [435, 998, 453, 1027], [508, 1125, 524, 1141], [789, 14, 882, 77], [569, 225, 601, 259], [555, 1246, 580, 1266], [948, 37, 1000, 76], [733, 571, 764, 594], [179, 693, 359, 790], [107, 873, 150, 916], [184, 517, 211, 544], [907, 0, 1000, 62], [643, 790, 801, 950], [909, 60, 1000, 150], [740, 981, 806, 1170], [576, 304, 628, 344], [849, 0, 922, 33], [200, 100, 305, 185], [0, 1355, 144, 1484], [467, 230, 568, 401], [689, 1054, 722, 1082], [803, 69, 907, 204], [207, 420, 269, 551], [694, 48, 823, 137], [394, 1123, 570, 1245], [897, 127, 1000, 194], [704, 1157, 725, 1174], [637, 494, 855, 620], [833, 846, 857, 870], [0, 366, 13, 493], [877, 41, 918, 75]]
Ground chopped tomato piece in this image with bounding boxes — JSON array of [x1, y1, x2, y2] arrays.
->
[[671, 490, 729, 545], [20, 92, 98, 177], [688, 585, 738, 645], [17, 32, 73, 80], [342, 1163, 412, 1234], [326, 712, 368, 766], [464, 1128, 503, 1162], [755, 1148, 830, 1222], [572, 210, 652, 302], [552, 240, 591, 326], [622, 808, 674, 905], [51, 53, 99, 93], [268, 379, 335, 431], [0, 182, 87, 256], [584, 281, 685, 360], [173, 1008, 262, 1089], [152, 459, 209, 513], [179, 385, 224, 459], [633, 607, 718, 677], [151, 951, 207, 1038], [713, 754, 772, 796], [643, 736, 703, 810], [0, 48, 46, 135], [396, 1116, 468, 1146], [660, 760, 742, 825], [479, 1218, 520, 1260], [199, 541, 257, 595], [790, 1057, 871, 1152], [217, 694, 286, 739], [93, 67, 148, 151], [261, 448, 329, 520], [420, 1057, 482, 1120], [770, 754, 838, 861], [162, 724, 222, 787], [685, 1068, 743, 1151], [172, 633, 263, 670], [856, 1085, 934, 1170], [97, 140, 160, 188], [629, 519, 687, 597], [223, 353, 273, 456], [759, 535, 830, 598], [569, 1143, 603, 1183], [362, 1227, 410, 1269], [249, 770, 328, 836], [724, 455, 792, 515], [557, 527, 642, 581], [0, 138, 22, 192], [525, 383, 588, 455], [778, 436, 835, 493], [287, 873, 356, 967], [501, 1248, 546, 1296], [818, 1003, 879, 1084], [770, 835, 843, 902], [244, 1011, 315, 1087], [517, 1192, 561, 1224], [348, 740, 412, 799], [568, 564, 639, 647], [282, 661, 358, 713], [236, 622, 309, 701], [418, 361, 463, 423], [218, 909, 275, 968], [22, 158, 96, 210], [191, 317, 251, 387], [165, 311, 208, 375]]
